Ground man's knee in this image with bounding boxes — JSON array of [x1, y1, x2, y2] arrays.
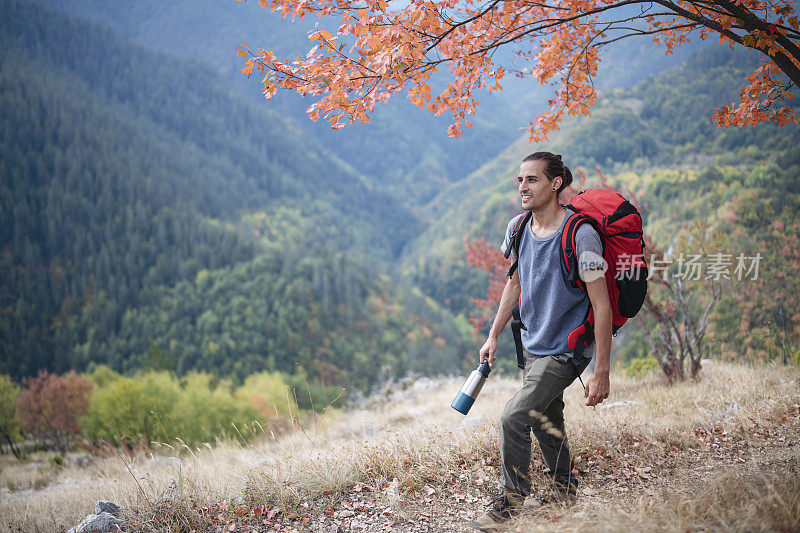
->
[[500, 402, 548, 436], [499, 410, 516, 433], [499, 407, 529, 436]]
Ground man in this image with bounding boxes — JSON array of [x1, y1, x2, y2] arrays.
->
[[473, 152, 612, 531]]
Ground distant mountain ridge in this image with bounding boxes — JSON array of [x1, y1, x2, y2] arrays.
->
[[27, 0, 707, 210]]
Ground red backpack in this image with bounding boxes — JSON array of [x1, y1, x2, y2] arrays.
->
[[504, 189, 648, 368]]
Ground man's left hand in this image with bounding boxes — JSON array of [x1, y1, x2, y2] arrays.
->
[[584, 370, 610, 407]]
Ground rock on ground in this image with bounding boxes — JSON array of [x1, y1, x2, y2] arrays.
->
[[68, 501, 127, 533]]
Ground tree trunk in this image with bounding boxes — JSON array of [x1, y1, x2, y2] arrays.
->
[[690, 357, 703, 379], [2, 434, 22, 459], [662, 355, 684, 383]]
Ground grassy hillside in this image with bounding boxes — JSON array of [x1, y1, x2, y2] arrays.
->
[[3, 361, 798, 531]]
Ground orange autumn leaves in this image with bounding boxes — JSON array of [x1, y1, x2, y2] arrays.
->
[[713, 62, 797, 128], [240, 0, 799, 139]]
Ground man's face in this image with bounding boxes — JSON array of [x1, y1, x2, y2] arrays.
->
[[517, 160, 558, 211]]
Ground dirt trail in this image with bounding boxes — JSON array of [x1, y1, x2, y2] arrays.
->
[[308, 407, 800, 532]]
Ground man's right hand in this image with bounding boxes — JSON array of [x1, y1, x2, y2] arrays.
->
[[479, 337, 498, 366]]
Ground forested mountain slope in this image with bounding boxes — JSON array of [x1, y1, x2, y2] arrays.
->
[[1, 0, 473, 387], [26, 0, 518, 207]]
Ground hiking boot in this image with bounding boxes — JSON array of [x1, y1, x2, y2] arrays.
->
[[472, 491, 524, 531], [523, 485, 577, 509]]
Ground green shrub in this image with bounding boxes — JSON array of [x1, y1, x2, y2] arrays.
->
[[82, 370, 269, 447], [82, 371, 180, 446], [625, 356, 661, 378], [0, 374, 21, 455], [235, 371, 297, 417], [173, 372, 264, 445]]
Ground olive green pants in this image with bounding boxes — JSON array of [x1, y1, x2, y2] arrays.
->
[[499, 350, 590, 496]]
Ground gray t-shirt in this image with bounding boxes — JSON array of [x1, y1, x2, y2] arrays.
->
[[500, 208, 604, 357]]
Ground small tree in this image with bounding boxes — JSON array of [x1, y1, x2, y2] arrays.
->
[[464, 237, 513, 332], [15, 371, 92, 453], [640, 222, 729, 381], [0, 374, 22, 458]]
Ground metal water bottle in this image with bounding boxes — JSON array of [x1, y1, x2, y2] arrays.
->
[[451, 361, 491, 415]]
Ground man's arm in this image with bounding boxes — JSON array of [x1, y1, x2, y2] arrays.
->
[[584, 277, 612, 406], [479, 269, 521, 366]]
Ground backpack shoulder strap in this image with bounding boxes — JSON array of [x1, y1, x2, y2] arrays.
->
[[505, 211, 532, 278], [561, 213, 598, 290]]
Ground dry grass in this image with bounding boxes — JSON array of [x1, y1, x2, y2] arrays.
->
[[510, 467, 800, 533], [1, 360, 798, 532], [1, 456, 56, 492]]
